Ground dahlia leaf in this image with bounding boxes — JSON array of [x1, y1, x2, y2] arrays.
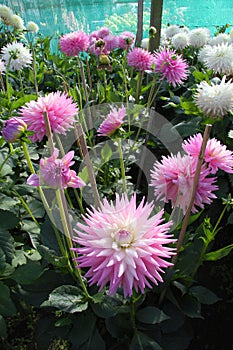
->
[[41, 285, 88, 313], [0, 315, 6, 337], [130, 331, 163, 350], [204, 243, 233, 261], [136, 306, 169, 324], [0, 281, 16, 317], [190, 285, 221, 305]]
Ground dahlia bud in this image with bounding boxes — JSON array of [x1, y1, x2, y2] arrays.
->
[[149, 26, 157, 38], [95, 39, 105, 49], [2, 117, 27, 143]]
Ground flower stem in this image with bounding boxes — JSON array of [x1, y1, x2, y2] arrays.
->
[[136, 71, 144, 104], [117, 137, 127, 193], [158, 124, 212, 306], [75, 123, 101, 207], [172, 123, 212, 265]]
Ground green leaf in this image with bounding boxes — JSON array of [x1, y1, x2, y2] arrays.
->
[[101, 142, 113, 163], [41, 285, 88, 313], [0, 314, 7, 337], [0, 281, 16, 317], [162, 323, 193, 350], [0, 194, 19, 211], [160, 303, 185, 333], [178, 294, 203, 319], [69, 312, 96, 348], [204, 244, 233, 261], [0, 210, 18, 230], [0, 229, 15, 262], [78, 165, 89, 183], [91, 294, 128, 318], [190, 286, 221, 305], [10, 94, 38, 111], [130, 331, 163, 350], [11, 259, 44, 284], [136, 306, 169, 325]]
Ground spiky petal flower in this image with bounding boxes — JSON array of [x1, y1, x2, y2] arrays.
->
[[209, 33, 230, 46], [72, 193, 175, 297], [59, 30, 89, 56], [27, 21, 39, 33], [194, 76, 233, 118], [1, 42, 32, 71], [2, 117, 27, 143], [150, 153, 218, 214], [19, 92, 78, 142], [127, 47, 155, 71], [203, 42, 233, 75], [182, 133, 233, 174], [104, 35, 119, 52], [10, 14, 25, 30], [165, 25, 181, 39], [27, 148, 85, 189], [154, 47, 188, 87], [0, 5, 13, 25], [97, 27, 111, 39], [188, 28, 211, 48], [118, 31, 135, 50], [97, 105, 126, 136], [171, 32, 190, 50]]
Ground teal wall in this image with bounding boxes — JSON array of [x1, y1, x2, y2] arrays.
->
[[1, 0, 233, 36]]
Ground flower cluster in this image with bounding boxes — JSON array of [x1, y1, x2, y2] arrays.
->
[[151, 133, 233, 213]]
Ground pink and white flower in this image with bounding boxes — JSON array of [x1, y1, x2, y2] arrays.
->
[[182, 133, 233, 174], [19, 91, 78, 142], [97, 105, 126, 136], [27, 148, 85, 189], [153, 47, 188, 87], [150, 152, 218, 213], [72, 193, 175, 297]]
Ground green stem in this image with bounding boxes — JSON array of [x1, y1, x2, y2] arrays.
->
[[0, 151, 12, 174], [21, 141, 35, 174], [0, 72, 5, 93], [13, 189, 39, 225], [136, 71, 144, 104], [117, 137, 127, 193]]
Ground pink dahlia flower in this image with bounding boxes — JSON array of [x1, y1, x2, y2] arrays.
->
[[72, 193, 175, 297], [27, 148, 85, 189], [2, 117, 27, 143], [59, 30, 89, 56], [154, 47, 188, 87], [182, 133, 233, 174], [19, 91, 78, 142], [127, 47, 155, 71], [97, 27, 110, 39], [97, 105, 126, 136], [104, 34, 119, 52], [118, 31, 135, 50], [150, 153, 218, 213]]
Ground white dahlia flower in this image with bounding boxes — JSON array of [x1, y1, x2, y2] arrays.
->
[[0, 5, 13, 25], [194, 76, 233, 118], [209, 33, 230, 46], [10, 14, 25, 30], [203, 42, 233, 75], [1, 42, 32, 71], [188, 28, 211, 48], [198, 45, 211, 63], [171, 32, 190, 50], [165, 25, 181, 39], [27, 21, 39, 33]]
